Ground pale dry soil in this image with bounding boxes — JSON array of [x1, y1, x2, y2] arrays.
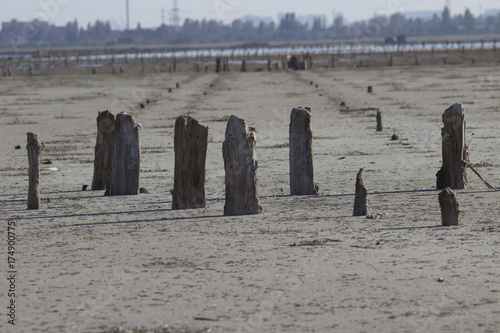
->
[[1, 63, 500, 333]]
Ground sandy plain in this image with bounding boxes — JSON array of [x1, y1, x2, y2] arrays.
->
[[1, 49, 500, 333]]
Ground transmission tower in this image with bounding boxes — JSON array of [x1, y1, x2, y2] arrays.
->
[[126, 0, 130, 30], [171, 0, 180, 28]]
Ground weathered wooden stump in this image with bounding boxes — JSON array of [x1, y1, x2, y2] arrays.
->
[[172, 116, 209, 210], [216, 58, 221, 73], [110, 113, 142, 196], [222, 115, 263, 216], [439, 187, 460, 226], [241, 60, 246, 72], [289, 56, 300, 70], [367, 86, 373, 93], [289, 107, 318, 195], [91, 110, 116, 193], [436, 103, 467, 189], [267, 58, 272, 71], [376, 111, 383, 131], [353, 168, 368, 216], [27, 132, 44, 210]]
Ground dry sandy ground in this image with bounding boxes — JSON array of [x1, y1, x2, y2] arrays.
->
[[1, 54, 500, 333]]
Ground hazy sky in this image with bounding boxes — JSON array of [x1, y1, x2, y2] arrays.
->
[[1, 0, 499, 29]]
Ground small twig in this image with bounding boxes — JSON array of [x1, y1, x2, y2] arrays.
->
[[464, 160, 498, 190]]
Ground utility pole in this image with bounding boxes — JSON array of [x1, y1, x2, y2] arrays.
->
[[126, 0, 130, 30], [161, 7, 165, 26]]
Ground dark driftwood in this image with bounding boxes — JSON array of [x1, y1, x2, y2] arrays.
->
[[110, 113, 142, 196], [289, 107, 318, 195], [222, 115, 263, 216], [92, 110, 116, 193], [439, 187, 460, 226], [353, 168, 368, 216], [172, 116, 209, 210], [27, 132, 44, 210], [376, 111, 383, 131], [436, 103, 467, 189]]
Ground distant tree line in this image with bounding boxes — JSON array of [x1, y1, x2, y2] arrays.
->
[[1, 7, 499, 48]]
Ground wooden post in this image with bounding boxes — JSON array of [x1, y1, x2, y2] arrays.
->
[[241, 59, 246, 72], [110, 113, 142, 196], [289, 107, 319, 195], [439, 187, 460, 226], [436, 103, 467, 189], [222, 115, 263, 216], [91, 110, 116, 193], [267, 58, 272, 71], [376, 111, 383, 131], [27, 132, 44, 210], [173, 116, 209, 210], [353, 168, 368, 216], [216, 58, 221, 73], [331, 55, 335, 68], [289, 55, 300, 70]]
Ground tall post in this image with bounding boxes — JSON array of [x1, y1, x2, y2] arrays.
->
[[27, 132, 44, 210], [216, 58, 221, 73], [173, 116, 209, 209], [110, 113, 142, 195], [222, 115, 263, 216], [353, 168, 368, 216], [289, 107, 319, 195], [436, 103, 467, 189], [92, 110, 116, 193], [376, 111, 383, 131]]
